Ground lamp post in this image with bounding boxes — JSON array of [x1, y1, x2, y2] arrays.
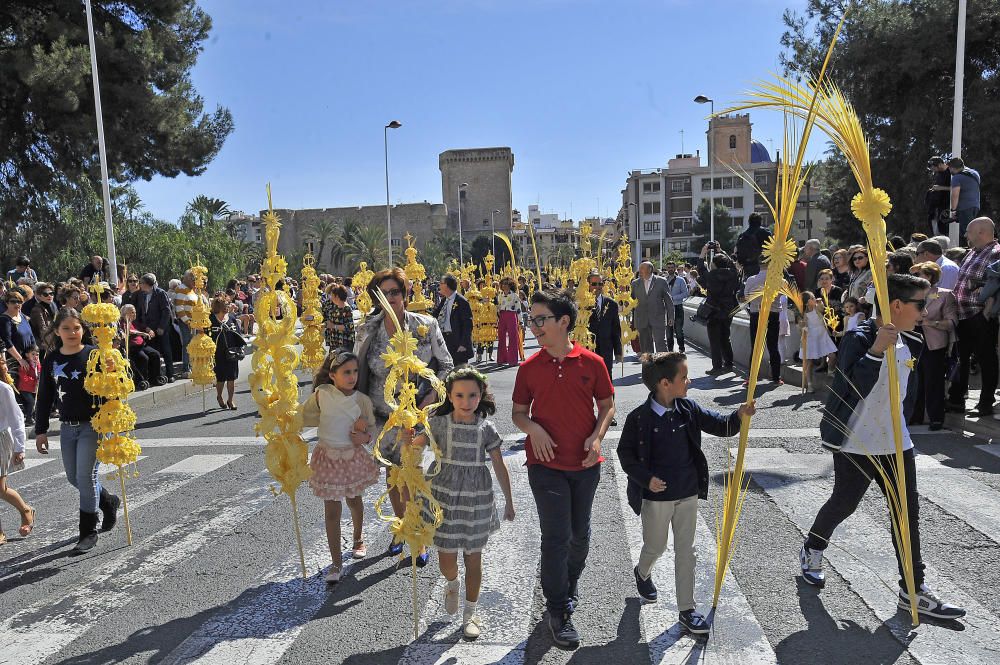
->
[[83, 0, 119, 287], [458, 182, 468, 264], [950, 0, 967, 248], [694, 95, 715, 254], [384, 120, 401, 264], [627, 201, 639, 266], [491, 209, 500, 263]]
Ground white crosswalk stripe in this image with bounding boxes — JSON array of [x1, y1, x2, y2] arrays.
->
[[608, 450, 777, 665], [743, 448, 1000, 664]]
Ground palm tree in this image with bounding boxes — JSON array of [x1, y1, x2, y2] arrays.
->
[[187, 195, 232, 228], [341, 224, 389, 273], [302, 217, 340, 270], [121, 188, 143, 223], [239, 240, 265, 274], [551, 244, 577, 268]]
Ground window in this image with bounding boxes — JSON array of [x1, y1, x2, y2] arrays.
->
[[643, 222, 660, 233], [391, 238, 402, 247], [670, 241, 688, 252], [754, 173, 770, 188], [701, 178, 712, 191], [642, 201, 661, 215], [671, 198, 692, 213], [642, 181, 661, 193], [718, 196, 744, 210], [671, 179, 686, 192], [483, 219, 490, 227], [729, 135, 737, 149], [754, 192, 770, 206], [731, 216, 744, 229]]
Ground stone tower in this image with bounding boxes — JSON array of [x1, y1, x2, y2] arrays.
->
[[708, 114, 752, 167], [439, 147, 515, 243]]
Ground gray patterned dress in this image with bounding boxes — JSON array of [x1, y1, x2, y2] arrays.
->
[[426, 414, 502, 553]]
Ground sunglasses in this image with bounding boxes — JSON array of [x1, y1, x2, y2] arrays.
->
[[527, 314, 557, 327], [380, 288, 403, 298], [900, 297, 929, 311], [589, 281, 603, 287], [852, 255, 867, 262], [38, 291, 53, 296], [127, 279, 138, 284]]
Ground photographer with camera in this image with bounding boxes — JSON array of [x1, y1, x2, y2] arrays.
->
[[695, 244, 740, 374], [926, 156, 952, 236]]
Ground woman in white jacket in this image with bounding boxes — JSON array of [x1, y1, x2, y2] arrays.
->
[[0, 361, 34, 544]]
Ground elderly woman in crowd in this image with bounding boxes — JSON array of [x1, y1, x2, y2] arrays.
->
[[355, 267, 453, 563], [831, 249, 852, 290], [910, 261, 957, 431]]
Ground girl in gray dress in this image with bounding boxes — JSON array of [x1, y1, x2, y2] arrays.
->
[[413, 367, 514, 640]]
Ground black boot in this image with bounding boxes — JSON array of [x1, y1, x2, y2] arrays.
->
[[98, 488, 121, 532], [71, 511, 100, 555]]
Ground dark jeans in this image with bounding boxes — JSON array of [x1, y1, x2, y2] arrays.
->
[[748, 311, 781, 380], [957, 207, 980, 244], [913, 346, 947, 424], [948, 313, 998, 409], [528, 463, 600, 614], [805, 449, 925, 589], [18, 391, 36, 423], [706, 316, 734, 369], [667, 304, 686, 351]]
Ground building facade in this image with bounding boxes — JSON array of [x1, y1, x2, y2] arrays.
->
[[439, 147, 515, 243]]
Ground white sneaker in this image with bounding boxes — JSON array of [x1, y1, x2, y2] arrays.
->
[[444, 580, 460, 615], [324, 568, 341, 584], [463, 615, 483, 639], [800, 543, 825, 588]]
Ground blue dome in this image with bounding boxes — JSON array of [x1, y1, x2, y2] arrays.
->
[[751, 140, 771, 163]]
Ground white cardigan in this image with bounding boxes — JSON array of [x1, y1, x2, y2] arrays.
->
[[0, 382, 26, 454]]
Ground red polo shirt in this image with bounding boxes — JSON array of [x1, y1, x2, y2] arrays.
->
[[512, 342, 614, 470]]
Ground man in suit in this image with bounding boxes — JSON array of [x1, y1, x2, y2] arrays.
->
[[137, 273, 176, 382], [631, 261, 675, 354], [587, 270, 622, 378], [434, 274, 473, 365]]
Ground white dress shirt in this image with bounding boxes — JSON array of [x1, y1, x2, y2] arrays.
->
[[936, 255, 960, 290]]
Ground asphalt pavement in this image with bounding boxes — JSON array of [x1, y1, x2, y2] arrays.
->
[[1, 332, 999, 665]]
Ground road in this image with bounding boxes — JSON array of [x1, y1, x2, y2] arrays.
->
[[1, 333, 999, 665]]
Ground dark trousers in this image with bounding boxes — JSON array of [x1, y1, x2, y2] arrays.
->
[[18, 391, 35, 423], [913, 346, 947, 424], [129, 345, 163, 384], [528, 464, 600, 614], [805, 449, 925, 589], [948, 313, 999, 408], [748, 311, 781, 380], [150, 329, 175, 378], [667, 304, 686, 351], [706, 317, 734, 369], [597, 350, 614, 380]]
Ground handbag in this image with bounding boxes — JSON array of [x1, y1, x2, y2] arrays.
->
[[690, 300, 718, 325], [221, 326, 247, 361]]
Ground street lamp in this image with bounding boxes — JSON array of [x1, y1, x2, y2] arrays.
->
[[491, 209, 501, 263], [627, 201, 639, 266], [950, 0, 967, 248], [694, 95, 715, 252], [384, 120, 402, 264], [458, 182, 468, 264]]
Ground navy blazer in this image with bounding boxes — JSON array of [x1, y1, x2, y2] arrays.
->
[[137, 287, 173, 334], [588, 296, 622, 359], [433, 293, 473, 363], [617, 394, 742, 515]]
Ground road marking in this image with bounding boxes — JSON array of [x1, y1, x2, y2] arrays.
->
[[743, 448, 1000, 664], [975, 443, 1000, 460], [157, 482, 386, 664], [399, 451, 537, 665], [20, 457, 56, 471], [0, 454, 242, 581], [157, 454, 243, 474], [608, 451, 777, 665], [503, 428, 823, 444], [0, 470, 275, 665]]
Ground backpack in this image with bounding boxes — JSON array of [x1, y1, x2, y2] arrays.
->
[[735, 227, 765, 265]]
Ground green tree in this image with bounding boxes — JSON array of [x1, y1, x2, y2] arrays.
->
[[339, 224, 390, 273], [187, 195, 231, 229], [0, 1, 233, 255], [550, 244, 578, 268], [693, 200, 739, 253], [781, 1, 1000, 238], [302, 218, 340, 271]]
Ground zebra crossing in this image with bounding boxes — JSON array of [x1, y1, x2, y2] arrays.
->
[[1, 434, 999, 664]]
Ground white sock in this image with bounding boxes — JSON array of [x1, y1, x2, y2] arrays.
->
[[464, 600, 478, 621], [446, 577, 460, 593]]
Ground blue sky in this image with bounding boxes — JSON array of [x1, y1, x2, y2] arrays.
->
[[134, 0, 814, 223]]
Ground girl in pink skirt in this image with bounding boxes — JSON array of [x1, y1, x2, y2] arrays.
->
[[304, 349, 379, 583]]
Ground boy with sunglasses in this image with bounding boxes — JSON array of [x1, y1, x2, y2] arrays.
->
[[802, 273, 965, 620], [512, 289, 615, 648]]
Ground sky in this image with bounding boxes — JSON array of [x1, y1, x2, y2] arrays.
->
[[133, 0, 816, 224]]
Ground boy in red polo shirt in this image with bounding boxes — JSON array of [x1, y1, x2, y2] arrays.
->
[[512, 289, 615, 649]]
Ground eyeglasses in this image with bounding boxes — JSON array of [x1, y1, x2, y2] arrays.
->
[[588, 281, 603, 287], [380, 288, 403, 298], [527, 314, 557, 327], [902, 297, 929, 310]]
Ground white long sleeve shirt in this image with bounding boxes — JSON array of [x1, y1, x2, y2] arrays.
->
[[0, 382, 26, 454]]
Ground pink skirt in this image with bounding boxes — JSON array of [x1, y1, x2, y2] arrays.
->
[[308, 444, 380, 500]]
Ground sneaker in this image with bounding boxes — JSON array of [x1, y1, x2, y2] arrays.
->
[[463, 615, 483, 639], [898, 585, 966, 620], [678, 609, 710, 635], [800, 543, 825, 588], [634, 565, 658, 603], [547, 611, 580, 648], [388, 541, 404, 557], [324, 568, 341, 584]]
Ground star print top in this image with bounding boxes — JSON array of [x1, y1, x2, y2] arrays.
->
[[35, 345, 99, 436]]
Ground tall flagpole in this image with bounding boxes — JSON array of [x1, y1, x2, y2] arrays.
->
[[83, 0, 119, 287], [949, 0, 968, 248]]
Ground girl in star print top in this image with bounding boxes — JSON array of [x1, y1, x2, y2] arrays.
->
[[35, 308, 121, 555]]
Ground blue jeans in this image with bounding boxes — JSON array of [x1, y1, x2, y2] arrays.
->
[[60, 422, 101, 512], [178, 320, 192, 372], [528, 463, 600, 614], [957, 207, 980, 243]]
